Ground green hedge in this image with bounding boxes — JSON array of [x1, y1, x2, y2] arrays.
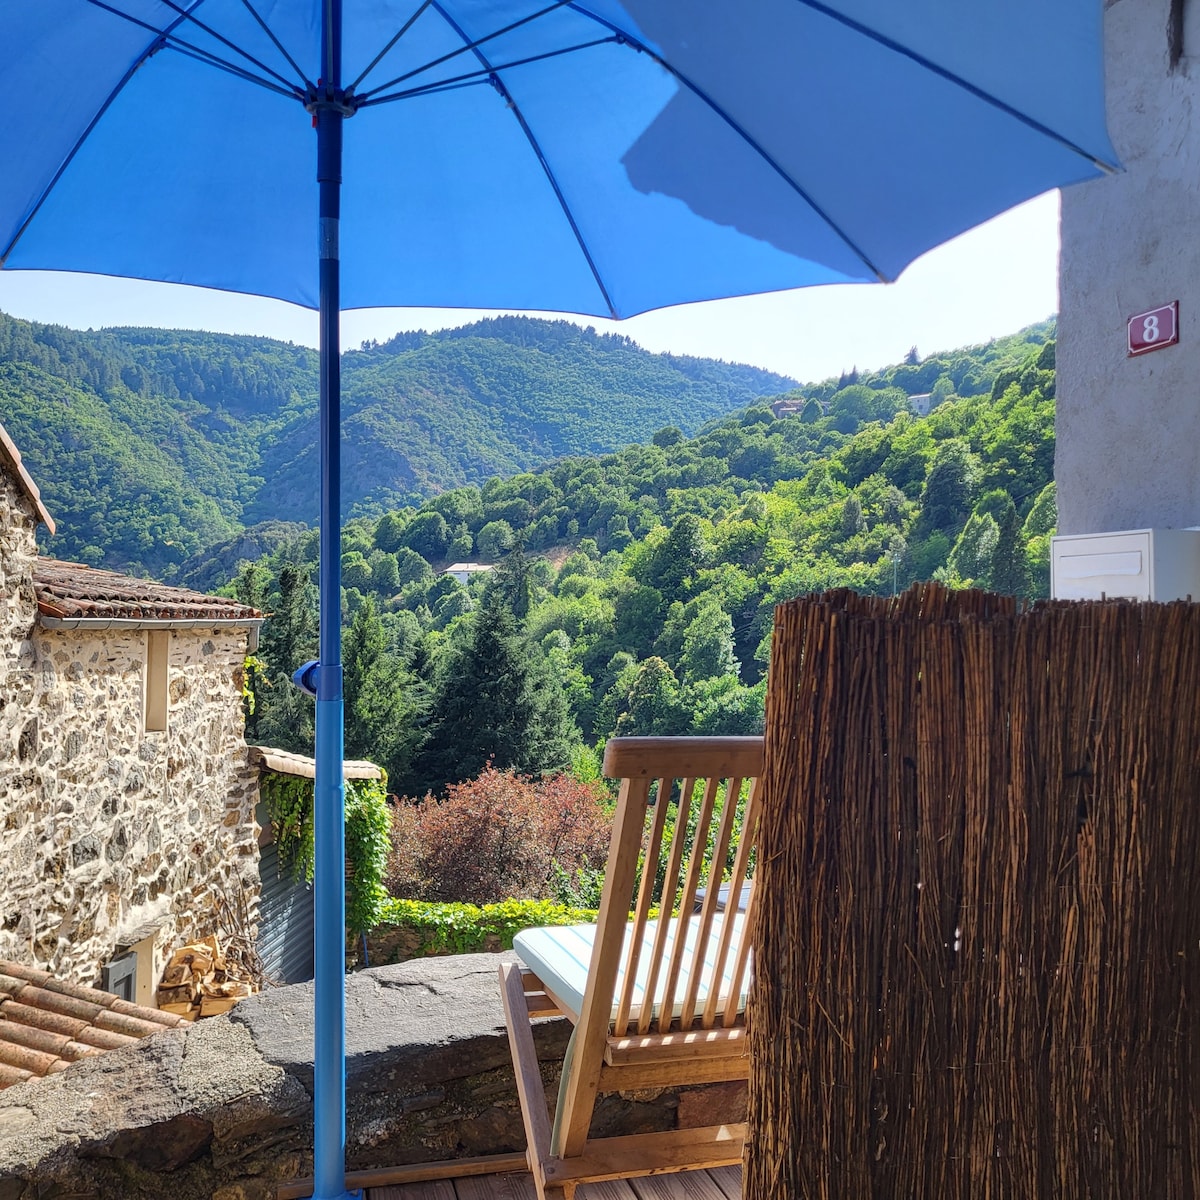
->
[[374, 897, 600, 957]]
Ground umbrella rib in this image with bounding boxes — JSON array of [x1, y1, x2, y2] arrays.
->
[[166, 41, 310, 100], [348, 0, 433, 94], [238, 0, 315, 90], [150, 0, 307, 92], [568, 5, 888, 282], [426, 0, 620, 319], [81, 0, 304, 97], [791, 0, 1119, 171], [358, 38, 618, 108], [356, 0, 575, 102]]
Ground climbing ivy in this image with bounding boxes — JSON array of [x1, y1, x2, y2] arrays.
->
[[260, 770, 391, 934], [345, 778, 391, 934], [261, 772, 315, 883]]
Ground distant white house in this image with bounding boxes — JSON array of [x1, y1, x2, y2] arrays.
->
[[908, 393, 933, 417], [443, 562, 494, 586]]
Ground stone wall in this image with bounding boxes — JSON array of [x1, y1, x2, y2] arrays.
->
[[0, 474, 38, 714], [1057, 0, 1200, 533], [0, 488, 260, 986], [0, 954, 746, 1199]]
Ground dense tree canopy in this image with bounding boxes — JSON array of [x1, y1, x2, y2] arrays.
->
[[1, 311, 793, 574], [225, 321, 1059, 791]]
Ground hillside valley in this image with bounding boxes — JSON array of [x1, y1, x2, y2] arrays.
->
[[216, 319, 1059, 794], [0, 312, 795, 576]]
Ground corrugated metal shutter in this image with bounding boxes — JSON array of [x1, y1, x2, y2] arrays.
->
[[257, 839, 315, 984]]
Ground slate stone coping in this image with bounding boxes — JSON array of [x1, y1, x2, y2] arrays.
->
[[0, 959, 187, 1090], [0, 953, 741, 1197], [230, 950, 570, 1092], [0, 953, 563, 1196]]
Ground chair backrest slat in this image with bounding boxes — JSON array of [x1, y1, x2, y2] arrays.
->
[[704, 774, 762, 1027], [655, 774, 722, 1034], [634, 777, 697, 1035], [613, 775, 673, 1037], [598, 736, 763, 1040], [722, 882, 757, 1029], [679, 773, 746, 1029]]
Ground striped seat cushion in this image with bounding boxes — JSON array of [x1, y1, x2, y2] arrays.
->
[[513, 913, 748, 1024]]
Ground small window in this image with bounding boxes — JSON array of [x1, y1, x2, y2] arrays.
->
[[144, 630, 169, 733], [101, 951, 137, 1002]]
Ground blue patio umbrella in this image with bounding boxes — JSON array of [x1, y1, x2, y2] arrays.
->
[[0, 2, 1117, 1196]]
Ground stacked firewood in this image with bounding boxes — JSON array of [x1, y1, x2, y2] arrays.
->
[[156, 935, 257, 1020]]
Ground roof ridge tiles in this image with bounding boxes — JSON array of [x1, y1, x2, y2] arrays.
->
[[0, 962, 51, 987], [75, 1026, 139, 1051], [18, 987, 105, 1024], [0, 1040, 59, 1077], [0, 960, 186, 1090], [42, 976, 121, 1007], [0, 1019, 72, 1057], [0, 1063, 33, 1088], [0, 999, 89, 1038]]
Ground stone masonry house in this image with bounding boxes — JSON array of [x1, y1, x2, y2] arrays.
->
[[0, 421, 264, 1002]]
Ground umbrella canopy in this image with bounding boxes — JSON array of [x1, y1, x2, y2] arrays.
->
[[4, 1, 1115, 317], [1, 4, 1116, 1198]]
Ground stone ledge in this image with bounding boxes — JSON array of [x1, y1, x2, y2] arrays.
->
[[0, 952, 744, 1199]]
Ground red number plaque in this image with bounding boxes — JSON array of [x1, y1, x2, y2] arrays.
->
[[1128, 302, 1179, 356]]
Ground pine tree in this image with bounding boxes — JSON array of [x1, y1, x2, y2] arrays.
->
[[255, 562, 317, 752], [343, 596, 419, 785], [986, 496, 1031, 598], [232, 562, 270, 741], [409, 554, 576, 792]]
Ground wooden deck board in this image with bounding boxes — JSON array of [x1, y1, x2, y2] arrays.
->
[[628, 1169, 728, 1200], [366, 1167, 739, 1200], [705, 1166, 742, 1200], [370, 1181, 457, 1200]]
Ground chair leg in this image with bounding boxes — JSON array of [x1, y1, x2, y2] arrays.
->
[[500, 963, 561, 1200]]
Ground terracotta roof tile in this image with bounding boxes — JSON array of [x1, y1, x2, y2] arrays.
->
[[249, 745, 383, 781], [0, 959, 187, 1090], [0, 421, 55, 534], [33, 558, 261, 623]]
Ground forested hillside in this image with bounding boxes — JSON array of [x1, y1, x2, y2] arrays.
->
[[227, 321, 1058, 797], [0, 312, 793, 575]]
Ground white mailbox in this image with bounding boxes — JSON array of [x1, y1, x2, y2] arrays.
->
[[1051, 528, 1200, 601]]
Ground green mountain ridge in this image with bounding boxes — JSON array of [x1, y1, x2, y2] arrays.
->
[[0, 311, 796, 575], [225, 319, 1059, 792]]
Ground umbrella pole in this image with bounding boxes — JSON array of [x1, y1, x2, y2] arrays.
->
[[311, 2, 352, 1196]]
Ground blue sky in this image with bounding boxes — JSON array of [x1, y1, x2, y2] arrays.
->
[[0, 192, 1058, 387]]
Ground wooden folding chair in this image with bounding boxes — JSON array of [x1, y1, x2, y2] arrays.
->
[[499, 735, 763, 1200]]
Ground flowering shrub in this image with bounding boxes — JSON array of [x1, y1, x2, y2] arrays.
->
[[386, 765, 613, 904]]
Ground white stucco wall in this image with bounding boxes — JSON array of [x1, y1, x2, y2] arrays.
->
[[0, 472, 261, 988], [1058, 0, 1200, 534]]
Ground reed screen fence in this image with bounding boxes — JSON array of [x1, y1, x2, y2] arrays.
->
[[746, 585, 1200, 1200]]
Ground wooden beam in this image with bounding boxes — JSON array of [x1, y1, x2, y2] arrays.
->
[[604, 1026, 747, 1065], [542, 1124, 746, 1186], [601, 738, 762, 782], [598, 1056, 749, 1090], [525, 990, 563, 1019], [276, 1151, 528, 1198]]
